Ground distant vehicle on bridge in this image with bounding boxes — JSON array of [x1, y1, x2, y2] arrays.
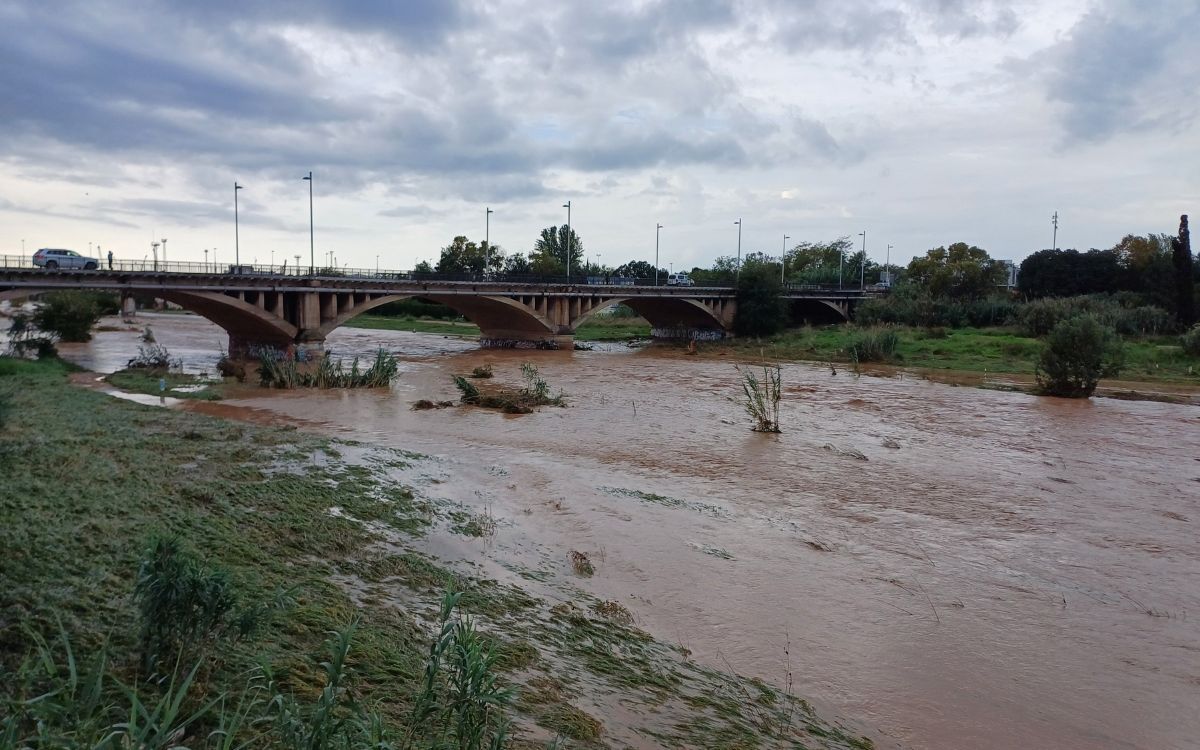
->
[[666, 273, 694, 287], [32, 248, 99, 270]]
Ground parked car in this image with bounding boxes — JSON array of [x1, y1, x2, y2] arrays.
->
[[666, 273, 694, 286], [32, 248, 99, 270]]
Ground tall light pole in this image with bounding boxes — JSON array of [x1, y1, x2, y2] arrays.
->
[[204, 248, 208, 271], [734, 219, 742, 280], [161, 238, 167, 268], [234, 182, 243, 267], [858, 230, 867, 290], [294, 254, 301, 276], [376, 255, 379, 275], [562, 200, 572, 282], [655, 223, 663, 285], [1051, 211, 1059, 252], [885, 244, 892, 285], [781, 234, 790, 285], [485, 207, 494, 273], [303, 172, 314, 274]]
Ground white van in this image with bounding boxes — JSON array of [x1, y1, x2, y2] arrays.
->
[[666, 273, 694, 287]]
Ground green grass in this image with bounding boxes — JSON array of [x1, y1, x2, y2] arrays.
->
[[721, 325, 1200, 384], [0, 356, 880, 749], [106, 368, 226, 400], [344, 314, 651, 342]]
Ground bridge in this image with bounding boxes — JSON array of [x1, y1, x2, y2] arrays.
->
[[0, 262, 876, 356]]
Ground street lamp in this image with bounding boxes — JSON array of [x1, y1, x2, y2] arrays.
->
[[376, 255, 379, 275], [782, 234, 789, 285], [655, 223, 663, 285], [486, 207, 494, 273], [562, 200, 572, 282], [161, 238, 167, 267], [294, 254, 301, 276], [885, 244, 893, 286], [858, 230, 867, 290], [303, 172, 314, 274], [734, 219, 742, 280], [203, 248, 208, 271], [234, 182, 243, 267]]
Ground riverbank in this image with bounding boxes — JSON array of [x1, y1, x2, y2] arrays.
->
[[707, 325, 1200, 391], [0, 356, 876, 749]]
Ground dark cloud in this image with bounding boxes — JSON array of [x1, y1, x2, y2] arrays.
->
[[1043, 0, 1200, 143]]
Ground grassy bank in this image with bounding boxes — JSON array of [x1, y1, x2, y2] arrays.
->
[[715, 325, 1199, 384], [105, 368, 226, 400], [0, 356, 874, 749], [345, 314, 652, 342]]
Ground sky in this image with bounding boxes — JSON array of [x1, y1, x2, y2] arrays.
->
[[1, 0, 1197, 272]]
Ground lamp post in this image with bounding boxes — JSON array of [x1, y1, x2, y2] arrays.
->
[[562, 200, 572, 282], [303, 172, 314, 274], [485, 207, 494, 273], [204, 248, 208, 271], [234, 182, 243, 266], [655, 223, 663, 285], [734, 219, 742, 280], [294, 254, 301, 276], [885, 244, 892, 286], [782, 234, 789, 285], [376, 255, 379, 275], [858, 230, 867, 290], [1052, 211, 1059, 252], [161, 238, 167, 267]]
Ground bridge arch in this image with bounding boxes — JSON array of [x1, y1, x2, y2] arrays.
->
[[788, 298, 850, 324], [158, 291, 299, 351], [569, 296, 731, 334], [318, 293, 557, 342]]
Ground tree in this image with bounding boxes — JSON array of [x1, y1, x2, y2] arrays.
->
[[413, 260, 434, 274], [905, 242, 1004, 299], [1018, 248, 1124, 298], [734, 262, 787, 337], [434, 236, 502, 275], [1171, 215, 1195, 327], [530, 225, 583, 276], [613, 260, 662, 280], [33, 291, 102, 342], [785, 237, 852, 285], [502, 253, 532, 275], [688, 256, 738, 286], [1035, 315, 1124, 398]]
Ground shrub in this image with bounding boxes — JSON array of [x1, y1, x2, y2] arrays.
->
[[258, 348, 398, 388], [126, 342, 180, 370], [734, 264, 787, 337], [855, 287, 1017, 328], [848, 328, 899, 362], [134, 535, 268, 670], [33, 291, 103, 342], [470, 364, 494, 378], [4, 312, 57, 358], [1182, 325, 1200, 357], [1018, 295, 1175, 337], [1035, 315, 1124, 398]]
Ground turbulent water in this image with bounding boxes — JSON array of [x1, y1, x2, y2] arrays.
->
[[57, 312, 1200, 750]]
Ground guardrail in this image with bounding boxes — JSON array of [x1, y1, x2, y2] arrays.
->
[[0, 255, 886, 294]]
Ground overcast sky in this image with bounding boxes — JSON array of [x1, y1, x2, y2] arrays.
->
[[1, 0, 1196, 271]]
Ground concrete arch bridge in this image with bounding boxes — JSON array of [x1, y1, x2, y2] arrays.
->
[[0, 269, 869, 356]]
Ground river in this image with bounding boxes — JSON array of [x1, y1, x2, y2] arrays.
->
[[57, 312, 1200, 750]]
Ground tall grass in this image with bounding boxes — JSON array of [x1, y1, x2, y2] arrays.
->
[[1181, 324, 1200, 356], [736, 363, 782, 433], [848, 328, 899, 363], [258, 349, 398, 389]]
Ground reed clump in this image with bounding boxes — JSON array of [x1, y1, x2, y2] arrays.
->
[[736, 362, 783, 433], [258, 348, 398, 389]]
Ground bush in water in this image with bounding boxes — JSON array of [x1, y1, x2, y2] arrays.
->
[[1035, 315, 1124, 398], [32, 291, 104, 342]]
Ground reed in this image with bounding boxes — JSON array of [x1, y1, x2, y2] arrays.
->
[[736, 363, 783, 433]]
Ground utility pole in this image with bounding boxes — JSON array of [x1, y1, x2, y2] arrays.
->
[[486, 207, 493, 273], [858, 230, 867, 290], [782, 234, 789, 285], [734, 219, 742, 280], [1052, 211, 1059, 252], [303, 172, 314, 274], [655, 223, 663, 285], [234, 182, 243, 267], [885, 244, 893, 285], [562, 201, 572, 282]]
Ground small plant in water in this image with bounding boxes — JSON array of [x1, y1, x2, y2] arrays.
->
[[569, 550, 594, 577], [470, 364, 494, 378], [736, 362, 783, 433]]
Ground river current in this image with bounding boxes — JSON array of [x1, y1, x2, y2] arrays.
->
[[57, 312, 1200, 750]]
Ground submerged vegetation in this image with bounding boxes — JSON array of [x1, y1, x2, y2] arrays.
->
[[258, 348, 399, 389], [1035, 315, 1125, 398], [451, 363, 564, 413], [0, 355, 878, 749]]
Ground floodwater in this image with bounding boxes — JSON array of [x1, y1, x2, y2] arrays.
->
[[58, 312, 1200, 750]]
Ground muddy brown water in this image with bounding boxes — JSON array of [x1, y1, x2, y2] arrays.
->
[[54, 313, 1200, 750]]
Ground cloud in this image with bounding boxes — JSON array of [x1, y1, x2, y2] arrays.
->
[[1042, 0, 1200, 143]]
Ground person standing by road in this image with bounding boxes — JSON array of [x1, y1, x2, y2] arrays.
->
[[107, 249, 113, 270]]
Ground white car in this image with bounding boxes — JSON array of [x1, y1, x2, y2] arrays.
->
[[32, 248, 99, 270], [666, 273, 694, 286]]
